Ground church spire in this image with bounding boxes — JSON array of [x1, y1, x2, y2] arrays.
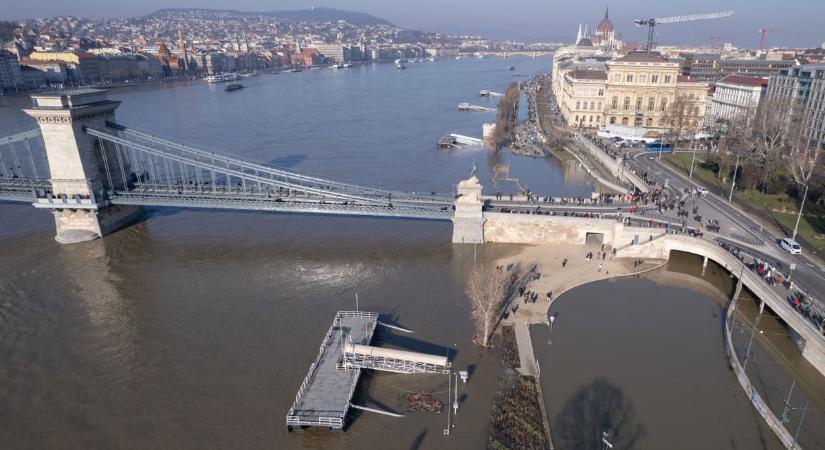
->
[[605, 6, 609, 20]]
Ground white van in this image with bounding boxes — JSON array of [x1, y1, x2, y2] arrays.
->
[[780, 238, 802, 255]]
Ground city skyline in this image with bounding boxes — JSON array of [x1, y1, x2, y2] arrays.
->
[[4, 0, 824, 48]]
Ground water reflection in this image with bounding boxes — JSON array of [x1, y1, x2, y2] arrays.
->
[[55, 238, 138, 390]]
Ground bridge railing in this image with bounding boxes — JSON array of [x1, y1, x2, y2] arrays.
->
[[105, 122, 452, 203], [0, 128, 49, 182]]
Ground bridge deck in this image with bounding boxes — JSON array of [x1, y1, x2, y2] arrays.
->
[[286, 311, 377, 430]]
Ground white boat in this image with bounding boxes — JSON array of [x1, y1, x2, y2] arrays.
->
[[396, 63, 407, 70], [309, 66, 321, 70], [224, 73, 241, 81], [331, 64, 344, 69], [480, 90, 490, 96], [205, 74, 225, 83], [342, 63, 353, 68]]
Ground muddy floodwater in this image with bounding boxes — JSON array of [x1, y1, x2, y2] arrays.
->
[[1, 55, 820, 449], [532, 253, 787, 450]]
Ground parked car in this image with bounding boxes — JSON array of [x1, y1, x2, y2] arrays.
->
[[696, 187, 708, 196], [780, 237, 802, 255]]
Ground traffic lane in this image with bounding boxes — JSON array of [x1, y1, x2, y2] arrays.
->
[[642, 152, 825, 290]]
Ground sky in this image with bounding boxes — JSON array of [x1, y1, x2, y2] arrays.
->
[[4, 0, 824, 48]]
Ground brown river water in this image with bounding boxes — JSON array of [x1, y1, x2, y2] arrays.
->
[[2, 57, 821, 449]]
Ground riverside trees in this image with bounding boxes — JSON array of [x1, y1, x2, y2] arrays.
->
[[466, 265, 508, 348], [707, 96, 824, 207], [490, 82, 520, 147]]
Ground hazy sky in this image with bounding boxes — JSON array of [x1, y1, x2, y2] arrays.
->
[[5, 0, 824, 48]]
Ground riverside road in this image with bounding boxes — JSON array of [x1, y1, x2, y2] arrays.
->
[[631, 150, 825, 300]]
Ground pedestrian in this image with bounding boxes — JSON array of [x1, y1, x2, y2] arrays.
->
[[598, 263, 603, 272]]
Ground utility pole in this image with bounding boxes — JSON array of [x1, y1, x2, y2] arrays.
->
[[790, 400, 809, 450], [743, 300, 764, 372], [445, 371, 452, 435], [780, 380, 796, 424], [792, 183, 809, 242], [729, 153, 740, 202], [689, 131, 699, 179]]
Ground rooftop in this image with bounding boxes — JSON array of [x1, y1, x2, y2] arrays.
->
[[568, 69, 607, 80], [718, 74, 769, 87], [617, 51, 670, 63]]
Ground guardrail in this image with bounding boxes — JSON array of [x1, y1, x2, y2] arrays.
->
[[724, 297, 800, 449]]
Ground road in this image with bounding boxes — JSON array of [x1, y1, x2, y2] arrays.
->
[[531, 72, 825, 322], [630, 150, 825, 298]]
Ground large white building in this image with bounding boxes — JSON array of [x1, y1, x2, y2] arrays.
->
[[768, 64, 825, 150], [554, 51, 710, 132], [705, 75, 768, 128]]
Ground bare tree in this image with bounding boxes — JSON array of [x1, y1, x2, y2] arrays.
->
[[492, 82, 521, 147], [747, 96, 804, 191], [466, 265, 508, 348], [788, 134, 823, 240]]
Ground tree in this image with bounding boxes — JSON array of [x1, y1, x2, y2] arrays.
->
[[492, 82, 520, 147], [788, 136, 823, 240], [466, 265, 508, 348], [746, 96, 804, 192]]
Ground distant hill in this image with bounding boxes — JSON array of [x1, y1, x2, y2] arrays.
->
[[146, 7, 395, 27]]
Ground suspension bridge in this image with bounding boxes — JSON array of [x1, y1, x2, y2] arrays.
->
[[0, 89, 466, 243], [0, 89, 640, 245]]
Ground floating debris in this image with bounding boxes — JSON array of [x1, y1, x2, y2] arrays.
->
[[402, 391, 444, 413]]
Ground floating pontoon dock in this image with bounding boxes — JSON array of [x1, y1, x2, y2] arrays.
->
[[286, 311, 451, 431], [286, 311, 377, 430]]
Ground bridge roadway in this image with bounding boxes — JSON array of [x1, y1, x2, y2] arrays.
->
[[620, 233, 825, 376]]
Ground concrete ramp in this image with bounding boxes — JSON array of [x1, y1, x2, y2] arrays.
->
[[343, 343, 451, 374]]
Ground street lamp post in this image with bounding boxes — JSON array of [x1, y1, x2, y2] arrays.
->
[[792, 183, 809, 242], [729, 153, 740, 202], [689, 137, 698, 179]]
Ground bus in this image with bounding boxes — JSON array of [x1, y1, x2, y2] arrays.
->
[[645, 141, 673, 152]]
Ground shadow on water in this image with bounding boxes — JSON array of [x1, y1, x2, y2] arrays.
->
[[553, 377, 645, 450], [267, 154, 307, 168], [408, 430, 427, 450]]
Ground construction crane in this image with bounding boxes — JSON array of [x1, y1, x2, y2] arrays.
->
[[635, 10, 735, 53], [758, 28, 783, 50]]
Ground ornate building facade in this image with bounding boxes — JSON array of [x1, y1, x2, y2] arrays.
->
[[556, 52, 710, 133]]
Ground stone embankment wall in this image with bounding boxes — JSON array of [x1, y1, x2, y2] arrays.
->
[[483, 212, 665, 247], [724, 295, 800, 449], [576, 136, 649, 193]]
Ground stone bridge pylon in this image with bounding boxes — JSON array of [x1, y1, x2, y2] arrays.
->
[[451, 176, 485, 244], [24, 89, 143, 244]]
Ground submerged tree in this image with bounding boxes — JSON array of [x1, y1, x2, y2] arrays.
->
[[466, 265, 508, 348]]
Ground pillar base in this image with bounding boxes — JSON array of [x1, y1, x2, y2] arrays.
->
[[452, 217, 486, 244], [53, 205, 144, 245], [55, 229, 100, 244]]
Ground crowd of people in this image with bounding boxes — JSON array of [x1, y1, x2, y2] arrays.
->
[[718, 239, 825, 337]]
